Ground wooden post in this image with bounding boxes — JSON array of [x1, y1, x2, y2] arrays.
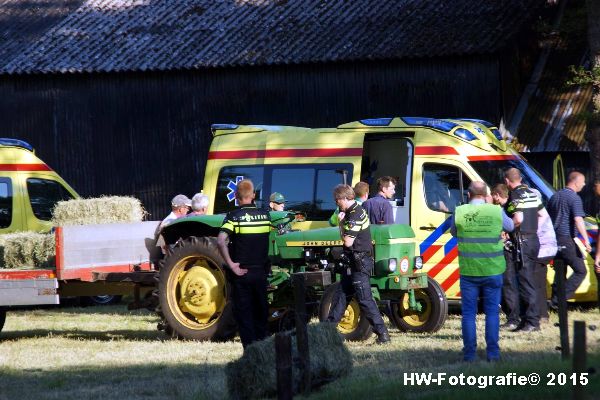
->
[[572, 321, 586, 400], [292, 273, 311, 395], [275, 332, 293, 400], [555, 258, 570, 360]]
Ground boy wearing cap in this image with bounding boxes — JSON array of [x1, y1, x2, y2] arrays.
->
[[160, 194, 191, 228], [269, 192, 286, 211]]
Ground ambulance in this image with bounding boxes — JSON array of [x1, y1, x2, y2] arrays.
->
[[202, 117, 598, 303], [0, 138, 77, 234]]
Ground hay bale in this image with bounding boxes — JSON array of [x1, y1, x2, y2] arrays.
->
[[226, 323, 353, 400], [51, 196, 147, 226], [0, 232, 55, 269]]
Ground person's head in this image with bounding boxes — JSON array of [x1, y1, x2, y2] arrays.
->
[[235, 179, 255, 205], [191, 193, 209, 215], [376, 176, 396, 199], [353, 181, 369, 202], [171, 194, 191, 217], [467, 181, 488, 201], [333, 184, 355, 211], [490, 183, 509, 206], [503, 167, 522, 189], [269, 192, 286, 211], [566, 171, 586, 193]]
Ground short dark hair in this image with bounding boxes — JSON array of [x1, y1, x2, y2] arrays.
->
[[491, 183, 508, 198], [376, 176, 396, 192]]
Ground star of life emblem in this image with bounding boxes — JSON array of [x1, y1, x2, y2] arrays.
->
[[226, 176, 245, 206]]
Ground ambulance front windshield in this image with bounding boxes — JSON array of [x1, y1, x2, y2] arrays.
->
[[469, 156, 555, 205]]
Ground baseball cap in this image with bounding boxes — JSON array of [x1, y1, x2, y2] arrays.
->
[[171, 194, 192, 208], [269, 192, 286, 203]]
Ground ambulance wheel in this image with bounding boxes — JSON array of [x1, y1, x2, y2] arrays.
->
[[391, 277, 447, 333], [158, 236, 236, 341], [318, 282, 373, 341], [0, 309, 5, 333]]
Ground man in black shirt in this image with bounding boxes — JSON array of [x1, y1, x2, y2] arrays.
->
[[326, 184, 391, 344], [504, 168, 549, 332], [217, 179, 271, 348], [547, 171, 591, 307]]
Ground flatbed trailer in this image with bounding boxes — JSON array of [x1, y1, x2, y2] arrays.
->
[[0, 222, 160, 333]]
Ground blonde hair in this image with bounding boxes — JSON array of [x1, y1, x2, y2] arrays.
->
[[236, 179, 254, 200], [333, 184, 355, 200], [353, 182, 369, 198]]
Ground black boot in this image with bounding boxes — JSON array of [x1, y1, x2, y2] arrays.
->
[[375, 330, 391, 344]]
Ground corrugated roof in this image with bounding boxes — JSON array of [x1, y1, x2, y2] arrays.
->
[[0, 0, 544, 74], [512, 0, 592, 153]]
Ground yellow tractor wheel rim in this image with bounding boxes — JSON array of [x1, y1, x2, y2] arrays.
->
[[337, 299, 360, 334], [167, 255, 226, 330], [397, 289, 432, 327]]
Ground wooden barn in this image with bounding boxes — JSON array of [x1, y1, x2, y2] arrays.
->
[[0, 0, 547, 218]]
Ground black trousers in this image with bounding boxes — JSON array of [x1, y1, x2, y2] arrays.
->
[[535, 260, 549, 319], [517, 236, 540, 327], [327, 252, 387, 336], [502, 249, 520, 324], [230, 267, 269, 349], [552, 235, 588, 302]]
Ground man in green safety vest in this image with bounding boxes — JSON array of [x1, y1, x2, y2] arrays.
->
[[451, 181, 514, 362]]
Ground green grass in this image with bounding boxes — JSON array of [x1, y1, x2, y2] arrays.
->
[[0, 305, 599, 400]]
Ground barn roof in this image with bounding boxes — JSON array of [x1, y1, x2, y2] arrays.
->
[[0, 0, 545, 74]]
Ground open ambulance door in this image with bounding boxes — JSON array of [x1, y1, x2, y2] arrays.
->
[[553, 154, 565, 190]]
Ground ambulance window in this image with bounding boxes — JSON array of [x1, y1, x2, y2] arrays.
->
[[423, 164, 471, 213], [271, 168, 313, 211], [0, 178, 12, 228], [26, 178, 74, 221], [214, 166, 265, 213]]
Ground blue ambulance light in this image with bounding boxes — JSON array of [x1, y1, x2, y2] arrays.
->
[[454, 128, 477, 141], [459, 118, 494, 128], [0, 138, 34, 152], [359, 118, 393, 126], [401, 117, 458, 133], [490, 128, 503, 141], [211, 124, 239, 130]]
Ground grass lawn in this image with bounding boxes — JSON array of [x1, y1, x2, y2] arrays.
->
[[0, 305, 598, 400]]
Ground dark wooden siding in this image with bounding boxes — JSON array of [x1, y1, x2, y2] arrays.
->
[[0, 57, 500, 218]]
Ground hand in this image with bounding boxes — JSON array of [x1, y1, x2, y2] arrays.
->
[[229, 262, 248, 276], [338, 212, 345, 222], [584, 242, 592, 253], [595, 260, 600, 274]]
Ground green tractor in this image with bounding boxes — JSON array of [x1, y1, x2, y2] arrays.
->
[[156, 212, 448, 341]]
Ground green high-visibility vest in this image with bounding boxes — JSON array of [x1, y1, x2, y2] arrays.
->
[[455, 203, 505, 276]]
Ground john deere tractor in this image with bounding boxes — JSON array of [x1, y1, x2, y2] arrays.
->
[[156, 212, 447, 341]]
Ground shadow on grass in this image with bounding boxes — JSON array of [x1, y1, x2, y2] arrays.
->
[[0, 362, 229, 400], [0, 328, 165, 341]]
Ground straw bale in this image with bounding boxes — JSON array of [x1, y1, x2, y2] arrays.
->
[[0, 232, 55, 269], [51, 196, 147, 226], [226, 322, 352, 399]]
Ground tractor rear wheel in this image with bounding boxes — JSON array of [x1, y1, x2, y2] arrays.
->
[[158, 236, 236, 341], [391, 276, 447, 333], [318, 282, 372, 341]]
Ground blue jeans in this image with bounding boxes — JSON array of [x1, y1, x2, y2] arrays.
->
[[460, 274, 503, 361]]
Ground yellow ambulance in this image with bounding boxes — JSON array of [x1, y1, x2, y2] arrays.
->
[[203, 117, 598, 303], [0, 138, 77, 233]]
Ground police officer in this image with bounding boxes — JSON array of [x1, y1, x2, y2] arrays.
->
[[504, 168, 550, 332], [217, 179, 271, 349], [326, 184, 390, 344], [452, 182, 513, 362]]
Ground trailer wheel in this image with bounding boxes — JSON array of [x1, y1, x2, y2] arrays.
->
[[158, 237, 236, 341], [318, 282, 372, 341], [391, 276, 447, 333], [0, 309, 5, 334]]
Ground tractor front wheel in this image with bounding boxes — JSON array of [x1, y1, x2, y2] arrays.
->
[[391, 276, 447, 333], [158, 237, 236, 341], [318, 282, 372, 341]]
